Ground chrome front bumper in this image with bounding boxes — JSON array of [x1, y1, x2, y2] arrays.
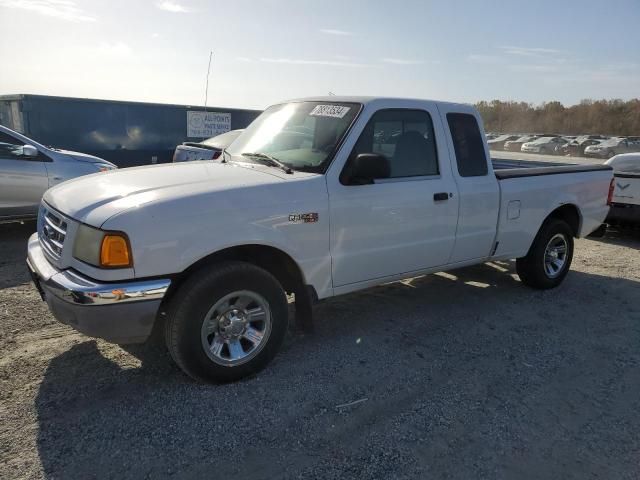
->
[[27, 233, 171, 344]]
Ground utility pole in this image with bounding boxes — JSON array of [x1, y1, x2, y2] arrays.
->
[[204, 51, 213, 112]]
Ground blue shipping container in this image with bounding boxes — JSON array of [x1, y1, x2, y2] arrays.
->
[[0, 94, 261, 167]]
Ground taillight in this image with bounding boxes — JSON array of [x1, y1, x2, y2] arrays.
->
[[607, 178, 615, 206]]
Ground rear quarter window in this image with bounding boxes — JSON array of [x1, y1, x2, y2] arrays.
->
[[446, 113, 488, 177]]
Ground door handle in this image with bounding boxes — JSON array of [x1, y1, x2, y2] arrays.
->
[[433, 192, 449, 201]]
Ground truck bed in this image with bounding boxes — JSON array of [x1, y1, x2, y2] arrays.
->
[[492, 158, 612, 179]]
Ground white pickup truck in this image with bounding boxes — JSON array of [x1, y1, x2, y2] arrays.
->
[[27, 97, 613, 383]]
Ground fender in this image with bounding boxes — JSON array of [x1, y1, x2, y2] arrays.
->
[[101, 175, 334, 298]]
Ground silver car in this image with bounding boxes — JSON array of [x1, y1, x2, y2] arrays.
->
[[0, 125, 116, 222], [584, 138, 639, 159]]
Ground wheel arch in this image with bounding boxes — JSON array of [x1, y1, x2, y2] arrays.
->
[[517, 203, 581, 260], [546, 204, 581, 237], [161, 244, 312, 308]]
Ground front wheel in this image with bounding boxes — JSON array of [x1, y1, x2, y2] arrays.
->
[[516, 219, 574, 289], [164, 262, 289, 383]]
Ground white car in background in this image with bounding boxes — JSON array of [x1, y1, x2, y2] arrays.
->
[[173, 130, 243, 162], [521, 136, 567, 155], [605, 153, 640, 225]]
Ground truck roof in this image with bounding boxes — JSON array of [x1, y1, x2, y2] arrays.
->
[[283, 96, 473, 110]]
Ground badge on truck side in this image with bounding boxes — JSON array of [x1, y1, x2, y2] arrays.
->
[[289, 213, 319, 223]]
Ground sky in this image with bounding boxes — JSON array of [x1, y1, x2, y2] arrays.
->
[[0, 0, 639, 110]]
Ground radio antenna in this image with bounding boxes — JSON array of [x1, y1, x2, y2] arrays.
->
[[204, 51, 213, 112]]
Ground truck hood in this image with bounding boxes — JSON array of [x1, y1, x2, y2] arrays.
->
[[43, 161, 298, 227]]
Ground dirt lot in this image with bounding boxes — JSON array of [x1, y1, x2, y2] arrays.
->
[[1, 222, 639, 479]]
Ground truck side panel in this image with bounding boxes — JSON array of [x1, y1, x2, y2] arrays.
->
[[494, 169, 612, 259]]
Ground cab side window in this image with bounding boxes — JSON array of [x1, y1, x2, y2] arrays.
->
[[446, 113, 488, 177], [348, 109, 439, 178]]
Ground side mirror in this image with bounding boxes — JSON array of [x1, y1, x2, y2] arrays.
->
[[20, 145, 38, 158], [343, 153, 390, 185]]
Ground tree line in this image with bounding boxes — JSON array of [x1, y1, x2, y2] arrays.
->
[[475, 99, 640, 136]]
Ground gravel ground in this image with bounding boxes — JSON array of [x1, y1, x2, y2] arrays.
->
[[1, 222, 639, 479]]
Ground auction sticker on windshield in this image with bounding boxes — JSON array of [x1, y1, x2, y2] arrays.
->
[[309, 105, 351, 118]]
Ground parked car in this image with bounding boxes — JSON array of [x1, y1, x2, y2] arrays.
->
[[561, 138, 603, 157], [504, 135, 537, 152], [487, 134, 521, 151], [0, 124, 116, 222], [172, 129, 244, 162], [576, 134, 607, 142], [605, 153, 640, 225], [27, 96, 613, 383], [521, 136, 568, 155], [584, 138, 638, 159]]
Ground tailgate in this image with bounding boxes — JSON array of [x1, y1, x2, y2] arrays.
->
[[612, 173, 640, 206]]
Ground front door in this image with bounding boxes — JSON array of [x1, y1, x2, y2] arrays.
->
[[327, 106, 459, 288]]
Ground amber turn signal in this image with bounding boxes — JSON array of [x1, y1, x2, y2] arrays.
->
[[100, 234, 132, 267]]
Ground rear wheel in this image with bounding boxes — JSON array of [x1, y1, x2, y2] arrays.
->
[[164, 262, 288, 383], [516, 219, 574, 289]]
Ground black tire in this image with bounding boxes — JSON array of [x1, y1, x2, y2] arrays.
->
[[516, 219, 574, 289], [164, 261, 288, 383]]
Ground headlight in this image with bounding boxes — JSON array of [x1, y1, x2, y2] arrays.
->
[[73, 224, 132, 268]]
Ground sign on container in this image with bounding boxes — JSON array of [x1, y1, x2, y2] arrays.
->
[[187, 111, 232, 138]]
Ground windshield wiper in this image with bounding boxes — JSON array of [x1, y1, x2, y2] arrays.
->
[[241, 152, 293, 174]]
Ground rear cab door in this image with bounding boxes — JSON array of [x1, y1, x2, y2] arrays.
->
[[437, 104, 501, 263], [326, 99, 460, 292]]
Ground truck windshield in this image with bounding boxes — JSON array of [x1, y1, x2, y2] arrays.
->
[[226, 101, 361, 173]]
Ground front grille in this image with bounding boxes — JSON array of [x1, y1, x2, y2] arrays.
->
[[39, 206, 67, 259]]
